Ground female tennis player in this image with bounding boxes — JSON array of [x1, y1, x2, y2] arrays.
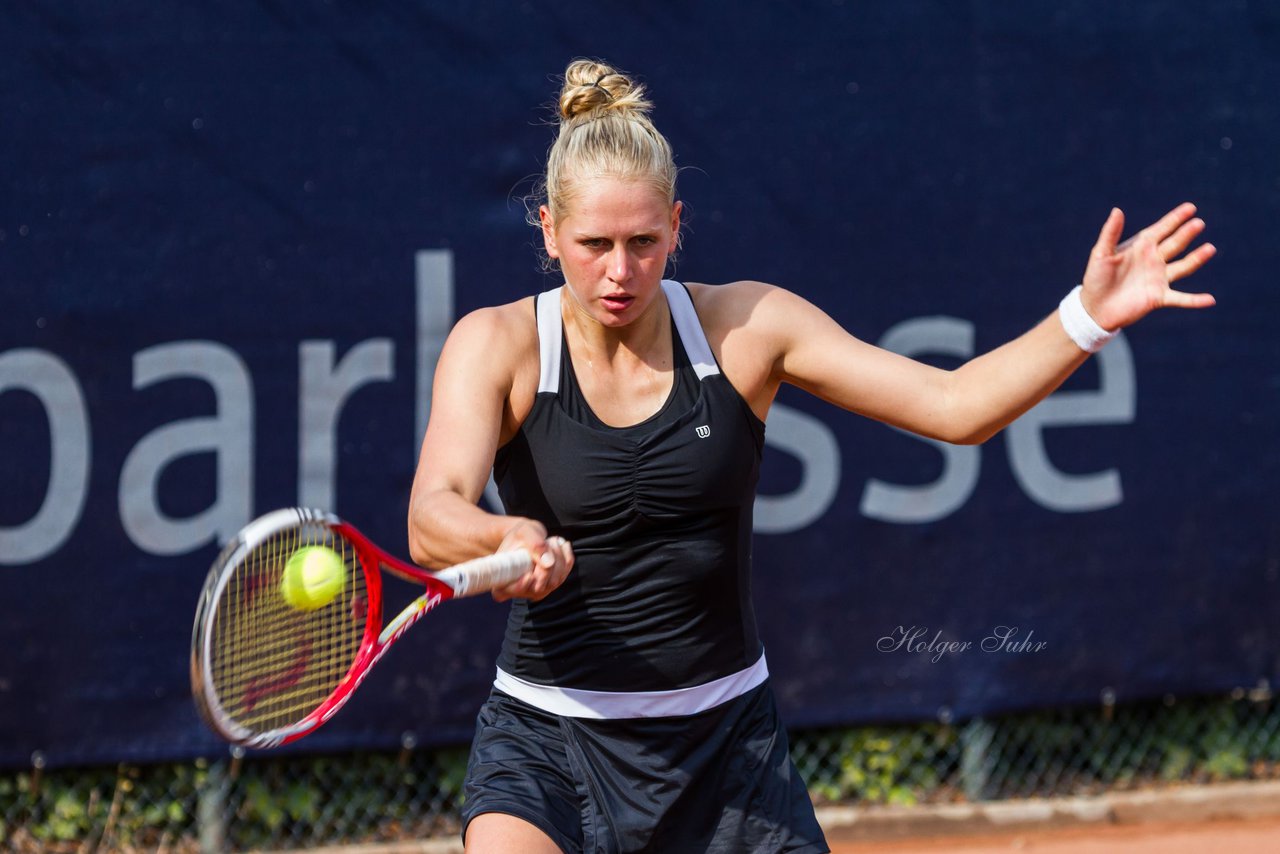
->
[[408, 59, 1215, 853]]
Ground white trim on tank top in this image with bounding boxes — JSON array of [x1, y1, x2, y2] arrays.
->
[[536, 286, 564, 394], [493, 650, 769, 719], [661, 279, 720, 380]]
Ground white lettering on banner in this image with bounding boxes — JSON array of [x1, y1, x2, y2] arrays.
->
[[299, 340, 395, 510], [415, 250, 453, 450], [414, 250, 505, 512], [754, 404, 842, 534], [861, 317, 981, 524], [1006, 331, 1135, 511], [119, 342, 254, 555], [0, 251, 1141, 565], [0, 350, 91, 565]]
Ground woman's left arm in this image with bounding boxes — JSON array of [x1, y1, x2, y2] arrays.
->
[[742, 203, 1215, 444]]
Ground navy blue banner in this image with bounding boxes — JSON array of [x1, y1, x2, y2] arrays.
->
[[2, 3, 1277, 768]]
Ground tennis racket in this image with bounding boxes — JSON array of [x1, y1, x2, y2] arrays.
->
[[190, 507, 533, 748]]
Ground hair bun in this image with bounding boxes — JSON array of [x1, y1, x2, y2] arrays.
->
[[558, 59, 652, 122]]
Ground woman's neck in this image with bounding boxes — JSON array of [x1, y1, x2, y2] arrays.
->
[[562, 288, 671, 368]]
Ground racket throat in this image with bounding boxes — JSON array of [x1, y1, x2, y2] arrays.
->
[[377, 590, 446, 646]]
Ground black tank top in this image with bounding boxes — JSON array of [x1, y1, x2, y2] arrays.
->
[[493, 281, 766, 692]]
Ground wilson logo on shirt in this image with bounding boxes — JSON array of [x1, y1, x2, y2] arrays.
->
[[695, 425, 711, 439]]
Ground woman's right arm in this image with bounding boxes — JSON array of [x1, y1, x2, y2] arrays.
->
[[407, 302, 572, 600]]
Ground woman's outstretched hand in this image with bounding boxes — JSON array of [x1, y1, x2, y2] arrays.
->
[[1080, 203, 1217, 331]]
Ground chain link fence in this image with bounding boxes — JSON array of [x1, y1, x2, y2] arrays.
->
[[3, 687, 1277, 852]]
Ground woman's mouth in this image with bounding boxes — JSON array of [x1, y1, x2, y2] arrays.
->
[[600, 294, 635, 312]]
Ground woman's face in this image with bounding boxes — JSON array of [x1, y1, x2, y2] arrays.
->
[[541, 176, 681, 329]]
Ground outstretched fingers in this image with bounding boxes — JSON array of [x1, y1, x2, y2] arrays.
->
[[1084, 201, 1216, 322], [1116, 202, 1199, 253], [1160, 288, 1217, 309], [1094, 207, 1126, 257], [1165, 241, 1218, 283], [1146, 202, 1199, 244], [1159, 217, 1206, 261]]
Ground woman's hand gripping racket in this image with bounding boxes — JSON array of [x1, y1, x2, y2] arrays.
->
[[190, 507, 535, 748]]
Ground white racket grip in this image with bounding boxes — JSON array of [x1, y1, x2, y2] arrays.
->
[[437, 550, 533, 598]]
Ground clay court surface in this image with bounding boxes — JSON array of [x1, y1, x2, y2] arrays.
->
[[827, 815, 1280, 853]]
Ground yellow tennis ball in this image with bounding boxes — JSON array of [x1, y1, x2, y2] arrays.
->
[[280, 546, 346, 611]]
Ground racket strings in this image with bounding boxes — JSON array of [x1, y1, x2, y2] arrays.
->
[[208, 523, 369, 735]]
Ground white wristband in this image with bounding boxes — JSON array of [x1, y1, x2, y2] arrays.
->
[[1058, 285, 1116, 353]]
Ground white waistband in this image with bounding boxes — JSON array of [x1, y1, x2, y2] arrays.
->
[[493, 651, 769, 719]]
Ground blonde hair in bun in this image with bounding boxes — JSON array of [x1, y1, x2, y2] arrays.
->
[[540, 59, 678, 224]]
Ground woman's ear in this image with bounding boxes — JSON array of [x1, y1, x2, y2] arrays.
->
[[540, 205, 560, 259], [669, 200, 683, 256]]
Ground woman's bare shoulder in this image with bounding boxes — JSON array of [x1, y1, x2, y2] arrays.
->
[[454, 294, 537, 338], [448, 295, 539, 357], [684, 280, 796, 331], [438, 295, 540, 386]]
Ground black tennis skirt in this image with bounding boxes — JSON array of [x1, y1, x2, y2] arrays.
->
[[460, 680, 829, 853]]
